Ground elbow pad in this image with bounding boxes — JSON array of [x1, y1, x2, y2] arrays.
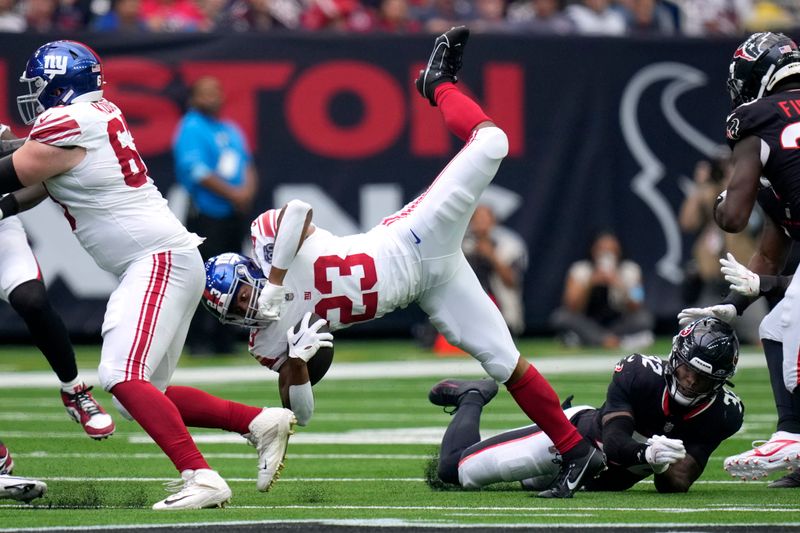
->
[[272, 200, 311, 270], [288, 382, 314, 426]]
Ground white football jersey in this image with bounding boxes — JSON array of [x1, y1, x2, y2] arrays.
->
[[29, 100, 202, 276], [248, 209, 419, 368]]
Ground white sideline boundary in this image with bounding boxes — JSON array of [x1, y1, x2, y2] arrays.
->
[[0, 352, 766, 388]]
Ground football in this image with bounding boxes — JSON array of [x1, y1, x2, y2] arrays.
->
[[292, 313, 334, 386]]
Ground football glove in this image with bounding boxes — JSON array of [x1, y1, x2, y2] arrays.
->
[[287, 312, 333, 363], [720, 252, 760, 298], [257, 281, 284, 321], [677, 304, 736, 327], [645, 435, 686, 474]]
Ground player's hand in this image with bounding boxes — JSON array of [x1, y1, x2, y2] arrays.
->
[[286, 312, 333, 363], [645, 435, 686, 474], [720, 252, 760, 298], [257, 281, 285, 321], [677, 304, 736, 327]]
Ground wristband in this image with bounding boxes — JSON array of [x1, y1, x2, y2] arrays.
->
[[720, 291, 754, 315]]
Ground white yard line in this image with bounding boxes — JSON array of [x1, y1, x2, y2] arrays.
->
[[0, 353, 767, 388]]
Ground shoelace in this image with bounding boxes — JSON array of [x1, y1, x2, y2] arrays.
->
[[71, 386, 102, 417], [163, 475, 196, 494]]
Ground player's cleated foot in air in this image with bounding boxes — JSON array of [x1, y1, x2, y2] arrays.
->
[[537, 443, 606, 498], [769, 470, 800, 488], [0, 475, 47, 503], [0, 441, 14, 475], [724, 431, 800, 480], [415, 25, 470, 106], [429, 378, 498, 413], [152, 469, 231, 510], [61, 383, 115, 440], [246, 408, 297, 492]]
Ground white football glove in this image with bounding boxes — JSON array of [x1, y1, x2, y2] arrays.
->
[[286, 312, 333, 363], [677, 303, 736, 327], [645, 435, 686, 474], [720, 252, 760, 298], [257, 281, 285, 321]]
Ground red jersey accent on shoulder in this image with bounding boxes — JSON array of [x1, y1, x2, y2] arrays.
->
[[256, 209, 278, 239], [30, 115, 81, 145]]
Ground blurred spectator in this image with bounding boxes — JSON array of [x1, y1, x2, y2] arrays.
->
[[673, 0, 752, 36], [173, 76, 258, 356], [0, 0, 25, 30], [412, 0, 474, 34], [621, 0, 676, 34], [301, 0, 373, 31], [565, 0, 626, 35], [139, 0, 206, 31], [462, 204, 528, 335], [550, 231, 654, 350], [223, 0, 304, 30], [24, 0, 57, 31], [745, 1, 796, 32], [93, 0, 149, 31], [679, 157, 766, 344], [471, 0, 509, 32], [374, 0, 421, 32], [507, 0, 574, 33]]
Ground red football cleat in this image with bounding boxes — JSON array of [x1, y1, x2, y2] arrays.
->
[[61, 384, 115, 440]]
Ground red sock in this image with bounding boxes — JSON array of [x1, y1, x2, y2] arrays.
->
[[166, 385, 263, 434], [112, 380, 209, 472], [434, 83, 491, 142], [506, 364, 584, 454]]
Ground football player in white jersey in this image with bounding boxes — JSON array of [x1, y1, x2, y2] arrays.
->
[[0, 40, 296, 510], [203, 26, 606, 498], [0, 126, 114, 440]]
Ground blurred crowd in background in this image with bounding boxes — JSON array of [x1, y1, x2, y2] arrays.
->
[[0, 0, 796, 36]]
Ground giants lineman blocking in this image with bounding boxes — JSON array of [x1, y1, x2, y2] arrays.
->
[[0, 40, 296, 509]]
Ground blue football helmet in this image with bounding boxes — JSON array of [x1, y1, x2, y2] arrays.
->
[[17, 40, 105, 125], [202, 253, 271, 328]]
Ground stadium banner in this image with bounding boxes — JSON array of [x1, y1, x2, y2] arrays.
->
[[0, 32, 751, 337]]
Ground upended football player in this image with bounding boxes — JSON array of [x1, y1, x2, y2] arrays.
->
[[429, 317, 742, 493]]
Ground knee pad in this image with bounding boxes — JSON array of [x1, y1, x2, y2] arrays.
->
[[476, 127, 509, 161], [111, 396, 134, 421]]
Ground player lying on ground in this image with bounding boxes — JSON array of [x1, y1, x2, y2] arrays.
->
[[0, 440, 46, 503], [677, 31, 800, 488], [429, 317, 742, 493], [0, 127, 114, 440], [0, 40, 295, 510], [202, 26, 605, 498]]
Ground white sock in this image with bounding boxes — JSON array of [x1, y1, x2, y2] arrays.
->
[[60, 377, 83, 394]]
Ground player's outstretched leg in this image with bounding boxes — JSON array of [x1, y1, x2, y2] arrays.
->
[[415, 26, 469, 106], [165, 385, 296, 492]]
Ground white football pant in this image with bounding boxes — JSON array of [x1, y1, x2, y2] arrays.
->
[[0, 218, 40, 302], [760, 272, 800, 392]]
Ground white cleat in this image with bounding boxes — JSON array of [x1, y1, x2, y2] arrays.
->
[[0, 475, 47, 502], [152, 469, 231, 510], [246, 408, 297, 492], [724, 431, 800, 480]]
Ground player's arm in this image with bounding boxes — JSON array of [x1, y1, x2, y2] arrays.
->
[[600, 412, 649, 467], [714, 136, 761, 233], [277, 358, 313, 426], [0, 141, 85, 194], [653, 454, 701, 493], [0, 184, 48, 220], [257, 200, 314, 321]]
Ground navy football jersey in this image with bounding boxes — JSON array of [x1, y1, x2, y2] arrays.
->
[[574, 354, 743, 488], [727, 92, 800, 240]]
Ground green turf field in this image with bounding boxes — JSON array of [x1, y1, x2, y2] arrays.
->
[[0, 340, 797, 529]]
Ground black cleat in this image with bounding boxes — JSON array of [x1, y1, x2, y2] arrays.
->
[[536, 445, 606, 498], [769, 471, 800, 488], [428, 378, 498, 413], [415, 26, 470, 106], [560, 394, 574, 410]]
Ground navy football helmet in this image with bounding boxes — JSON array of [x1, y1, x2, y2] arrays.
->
[[202, 253, 270, 328], [17, 40, 105, 125], [665, 317, 739, 407], [728, 32, 800, 108]]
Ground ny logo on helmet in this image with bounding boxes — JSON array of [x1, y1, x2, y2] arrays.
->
[[43, 55, 68, 77]]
